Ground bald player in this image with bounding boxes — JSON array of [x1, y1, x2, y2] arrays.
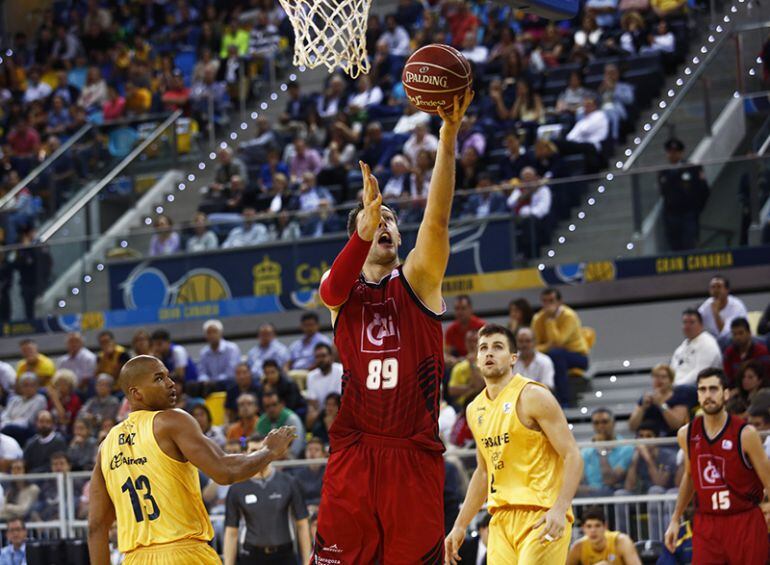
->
[[88, 355, 296, 565]]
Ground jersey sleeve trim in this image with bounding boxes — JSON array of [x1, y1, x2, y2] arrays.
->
[[396, 265, 445, 320], [737, 423, 753, 470]]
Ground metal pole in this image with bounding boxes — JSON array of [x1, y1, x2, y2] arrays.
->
[[57, 473, 67, 538], [736, 34, 745, 94], [631, 173, 643, 235], [710, 0, 716, 26], [239, 58, 247, 121], [170, 117, 179, 166], [703, 76, 713, 136], [750, 156, 761, 225]]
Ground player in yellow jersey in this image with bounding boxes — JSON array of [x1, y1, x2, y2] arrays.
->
[[566, 507, 641, 565], [87, 355, 296, 565], [445, 323, 583, 564]]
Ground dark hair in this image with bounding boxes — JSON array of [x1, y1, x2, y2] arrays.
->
[[508, 298, 534, 326], [235, 361, 251, 372], [581, 506, 606, 524], [682, 308, 703, 324], [262, 390, 284, 405], [98, 330, 115, 340], [192, 403, 213, 423], [591, 407, 614, 420], [478, 324, 516, 352], [7, 518, 25, 530], [50, 451, 69, 463], [346, 201, 398, 236], [730, 317, 750, 332], [301, 312, 320, 323], [455, 295, 472, 306], [151, 329, 171, 342], [712, 274, 730, 289], [739, 360, 767, 387], [307, 436, 325, 448], [726, 394, 749, 415], [262, 359, 281, 372], [748, 404, 770, 424], [696, 367, 729, 389], [540, 287, 562, 300], [325, 392, 342, 406], [314, 343, 333, 354], [18, 338, 35, 347], [637, 420, 660, 436]]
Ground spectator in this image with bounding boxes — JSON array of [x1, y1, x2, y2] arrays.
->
[[223, 437, 311, 564], [56, 331, 96, 391], [0, 519, 30, 563], [347, 75, 384, 112], [23, 67, 52, 105], [290, 437, 327, 509], [0, 360, 13, 397], [257, 391, 305, 459], [444, 295, 486, 366], [670, 308, 722, 386], [47, 369, 82, 435], [507, 167, 553, 257], [460, 32, 489, 64], [222, 207, 270, 248], [566, 507, 640, 565], [747, 404, 770, 457], [52, 24, 84, 60], [311, 393, 340, 445], [0, 461, 40, 522], [628, 364, 694, 437], [598, 64, 635, 139], [305, 344, 343, 427], [757, 302, 770, 336], [382, 154, 416, 201], [151, 329, 198, 382], [124, 81, 152, 115], [225, 363, 262, 423], [67, 417, 97, 471], [512, 327, 555, 390], [0, 373, 47, 445], [220, 175, 257, 214], [532, 288, 590, 406], [556, 71, 594, 115], [403, 123, 438, 167], [47, 95, 73, 135], [190, 67, 230, 129], [498, 133, 536, 182], [287, 312, 332, 371], [698, 276, 748, 342], [149, 214, 181, 256], [161, 72, 190, 112], [508, 298, 534, 334], [95, 330, 130, 380], [23, 411, 67, 473], [38, 452, 71, 520], [0, 432, 22, 473], [210, 147, 249, 194], [448, 330, 485, 407], [446, 3, 478, 49], [80, 374, 120, 427], [5, 115, 41, 163], [247, 323, 291, 379], [16, 339, 56, 386], [14, 228, 52, 320], [723, 317, 770, 385], [556, 95, 609, 173], [288, 137, 323, 182], [102, 83, 126, 120], [226, 392, 259, 442], [192, 404, 226, 448], [508, 79, 545, 131], [380, 14, 411, 56], [578, 408, 635, 496], [258, 148, 291, 193], [261, 361, 307, 421], [461, 174, 507, 218], [642, 19, 676, 54], [186, 212, 219, 252], [658, 138, 710, 251], [131, 330, 152, 356], [316, 75, 348, 120], [77, 67, 108, 112], [198, 319, 241, 386], [456, 513, 490, 564], [280, 80, 312, 127], [735, 361, 768, 404]]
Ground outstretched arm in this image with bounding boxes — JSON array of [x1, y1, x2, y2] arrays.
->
[[404, 89, 474, 313], [87, 448, 116, 565], [665, 425, 693, 553], [156, 409, 295, 485]]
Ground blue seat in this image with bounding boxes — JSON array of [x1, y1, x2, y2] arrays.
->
[[174, 51, 197, 86], [108, 127, 139, 159]]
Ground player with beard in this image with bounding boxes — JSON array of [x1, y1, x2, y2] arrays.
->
[[87, 355, 296, 565], [312, 89, 473, 564], [665, 368, 770, 564], [445, 324, 582, 564]]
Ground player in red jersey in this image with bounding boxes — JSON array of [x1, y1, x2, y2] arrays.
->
[[665, 368, 770, 564], [311, 88, 473, 564]]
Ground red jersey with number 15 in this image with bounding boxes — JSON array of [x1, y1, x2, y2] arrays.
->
[[330, 265, 445, 453], [687, 414, 763, 515]]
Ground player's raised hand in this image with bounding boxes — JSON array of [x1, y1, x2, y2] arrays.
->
[[357, 160, 382, 242], [534, 507, 566, 545], [264, 426, 297, 459], [437, 87, 475, 136], [444, 525, 465, 565], [664, 520, 679, 553]]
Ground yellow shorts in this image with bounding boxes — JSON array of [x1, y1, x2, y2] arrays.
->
[[124, 539, 220, 565], [488, 506, 572, 565]]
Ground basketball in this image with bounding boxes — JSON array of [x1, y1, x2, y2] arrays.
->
[[402, 44, 473, 115]]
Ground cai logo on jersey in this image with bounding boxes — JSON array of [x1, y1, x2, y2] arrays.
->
[[697, 455, 727, 489], [360, 298, 401, 353]]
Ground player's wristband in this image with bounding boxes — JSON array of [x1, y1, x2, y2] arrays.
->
[[319, 231, 371, 307]]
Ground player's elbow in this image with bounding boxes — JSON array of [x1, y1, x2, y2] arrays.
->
[[87, 516, 110, 539]]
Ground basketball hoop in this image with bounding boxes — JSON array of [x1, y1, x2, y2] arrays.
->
[[278, 0, 373, 78]]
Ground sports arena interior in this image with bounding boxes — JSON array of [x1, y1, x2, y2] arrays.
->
[[0, 0, 769, 561]]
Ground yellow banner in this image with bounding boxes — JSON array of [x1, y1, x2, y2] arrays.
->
[[441, 268, 545, 296]]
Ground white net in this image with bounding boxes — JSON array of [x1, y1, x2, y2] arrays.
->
[[278, 0, 373, 78]]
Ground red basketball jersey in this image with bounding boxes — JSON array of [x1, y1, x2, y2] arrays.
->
[[688, 414, 764, 515], [330, 266, 445, 453]]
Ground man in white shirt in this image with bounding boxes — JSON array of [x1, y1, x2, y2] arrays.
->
[[460, 33, 489, 64], [698, 275, 748, 342], [23, 68, 53, 104], [403, 123, 439, 166], [670, 308, 722, 386], [305, 343, 343, 427], [556, 95, 609, 174], [247, 323, 290, 378], [512, 327, 555, 390], [382, 155, 415, 199], [56, 331, 97, 389], [506, 167, 552, 219], [222, 207, 271, 248], [347, 75, 384, 112], [380, 14, 410, 57], [198, 319, 242, 386]]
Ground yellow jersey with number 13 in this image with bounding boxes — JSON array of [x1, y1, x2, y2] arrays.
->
[[467, 375, 573, 520], [100, 410, 213, 553]]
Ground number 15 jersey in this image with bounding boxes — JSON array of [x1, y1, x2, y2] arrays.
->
[[101, 410, 213, 553], [330, 266, 445, 453]]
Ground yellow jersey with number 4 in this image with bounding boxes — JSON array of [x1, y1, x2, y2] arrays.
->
[[100, 410, 213, 553], [467, 375, 572, 519]]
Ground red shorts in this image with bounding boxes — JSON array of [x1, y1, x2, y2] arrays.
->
[[312, 434, 445, 564], [693, 508, 769, 565]]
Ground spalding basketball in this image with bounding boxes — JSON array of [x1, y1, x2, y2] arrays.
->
[[402, 44, 472, 115]]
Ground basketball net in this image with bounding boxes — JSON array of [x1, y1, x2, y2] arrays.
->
[[278, 0, 372, 78]]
